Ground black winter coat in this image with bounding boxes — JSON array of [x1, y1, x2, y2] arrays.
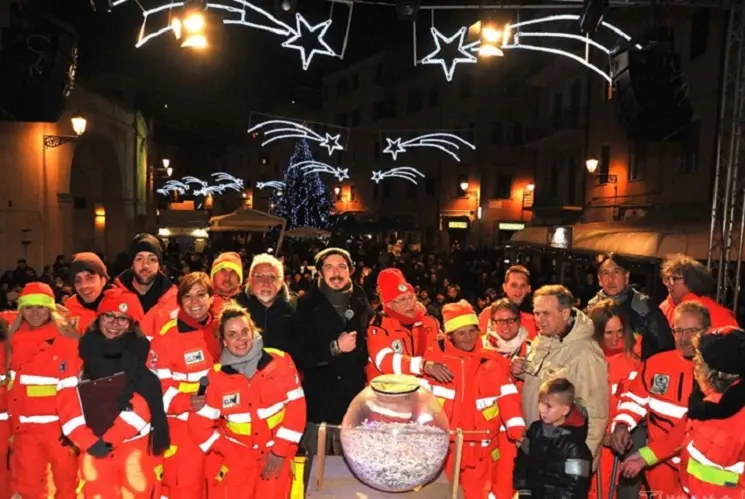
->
[[514, 406, 592, 499], [236, 290, 296, 354], [289, 282, 372, 425], [587, 286, 674, 360]]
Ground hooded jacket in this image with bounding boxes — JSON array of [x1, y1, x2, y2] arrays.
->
[[521, 309, 609, 456], [514, 405, 593, 498]]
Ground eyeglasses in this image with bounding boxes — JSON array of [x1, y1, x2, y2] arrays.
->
[[391, 295, 416, 307], [673, 327, 703, 336], [492, 317, 519, 326], [101, 313, 130, 327], [664, 275, 684, 286]]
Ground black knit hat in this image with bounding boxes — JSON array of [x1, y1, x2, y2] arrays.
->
[[314, 247, 353, 269], [130, 233, 163, 263], [700, 327, 745, 375]]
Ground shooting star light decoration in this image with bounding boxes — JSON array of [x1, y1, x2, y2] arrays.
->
[[372, 167, 425, 185], [256, 181, 285, 191], [419, 27, 479, 82], [156, 174, 245, 197], [417, 14, 639, 82], [295, 160, 349, 181], [112, 0, 348, 70], [383, 133, 476, 162], [247, 120, 344, 156]]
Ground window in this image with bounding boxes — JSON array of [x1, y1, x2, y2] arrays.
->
[[351, 72, 359, 90], [491, 122, 501, 145], [350, 186, 357, 201], [628, 140, 647, 181], [680, 121, 700, 173], [459, 74, 473, 98], [382, 182, 392, 199], [429, 85, 439, 106], [598, 145, 611, 183], [351, 109, 360, 126], [406, 89, 423, 114], [407, 181, 417, 199], [493, 174, 513, 199], [426, 177, 435, 196], [689, 8, 710, 60]]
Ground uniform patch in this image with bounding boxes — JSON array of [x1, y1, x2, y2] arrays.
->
[[392, 339, 404, 353], [398, 284, 407, 292], [119, 303, 128, 313], [650, 374, 670, 395], [222, 393, 240, 408], [184, 350, 205, 365]]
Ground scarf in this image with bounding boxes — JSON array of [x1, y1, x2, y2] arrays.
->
[[383, 303, 425, 326], [319, 280, 353, 320], [488, 328, 528, 357], [219, 335, 264, 379], [118, 270, 172, 314], [688, 380, 745, 421], [79, 329, 170, 455]]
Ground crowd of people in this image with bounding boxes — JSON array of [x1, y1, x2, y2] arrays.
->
[[0, 232, 744, 499]]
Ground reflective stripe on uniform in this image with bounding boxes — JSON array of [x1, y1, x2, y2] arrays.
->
[[276, 427, 303, 443], [120, 410, 148, 431], [226, 421, 252, 435], [410, 356, 423, 375], [628, 371, 638, 380], [0, 413, 8, 421], [475, 397, 498, 411], [171, 369, 210, 382], [286, 387, 304, 401], [19, 374, 59, 385], [199, 431, 221, 452], [374, 348, 394, 371], [196, 405, 221, 420], [155, 369, 172, 380], [612, 413, 638, 431], [687, 441, 745, 474], [498, 384, 519, 398], [162, 386, 180, 412], [20, 415, 59, 424], [503, 416, 526, 428], [57, 376, 79, 389], [621, 391, 649, 406], [648, 397, 687, 419], [618, 401, 648, 418], [227, 412, 251, 423], [431, 385, 456, 400], [61, 414, 86, 435], [257, 401, 285, 421]]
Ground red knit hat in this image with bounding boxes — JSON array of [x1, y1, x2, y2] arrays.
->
[[97, 288, 144, 323], [211, 252, 243, 283], [18, 282, 56, 311], [377, 268, 414, 304], [442, 300, 480, 334]]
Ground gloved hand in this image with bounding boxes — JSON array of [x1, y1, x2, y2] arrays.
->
[[87, 438, 112, 458]]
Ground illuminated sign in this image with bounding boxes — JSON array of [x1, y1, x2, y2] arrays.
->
[[499, 223, 525, 231], [448, 221, 468, 229], [548, 226, 572, 249]]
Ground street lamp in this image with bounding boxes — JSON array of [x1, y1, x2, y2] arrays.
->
[[526, 182, 535, 191], [166, 166, 173, 177], [459, 181, 470, 192], [334, 186, 341, 196], [162, 158, 171, 169], [585, 156, 599, 174]]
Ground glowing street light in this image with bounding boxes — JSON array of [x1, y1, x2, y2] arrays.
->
[[460, 181, 470, 192], [71, 113, 87, 136], [162, 158, 171, 169], [166, 166, 173, 177], [586, 156, 599, 174], [526, 183, 535, 192]]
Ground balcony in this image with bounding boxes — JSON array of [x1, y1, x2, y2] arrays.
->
[[525, 109, 586, 149]]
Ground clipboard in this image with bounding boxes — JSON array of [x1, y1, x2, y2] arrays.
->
[[77, 372, 127, 437]]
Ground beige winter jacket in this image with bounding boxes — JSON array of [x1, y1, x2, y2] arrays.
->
[[521, 308, 609, 457]]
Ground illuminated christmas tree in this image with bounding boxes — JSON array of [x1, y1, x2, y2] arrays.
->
[[271, 137, 331, 229]]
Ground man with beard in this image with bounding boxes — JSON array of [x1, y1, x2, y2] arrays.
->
[[291, 248, 372, 456], [115, 233, 177, 339], [210, 252, 244, 315], [236, 253, 296, 353], [64, 252, 112, 334]]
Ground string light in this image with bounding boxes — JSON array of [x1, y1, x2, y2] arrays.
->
[[295, 160, 349, 181], [281, 13, 336, 71], [114, 0, 340, 69], [383, 133, 476, 162], [247, 119, 344, 155], [256, 181, 285, 190], [419, 26, 478, 82], [371, 167, 425, 185]]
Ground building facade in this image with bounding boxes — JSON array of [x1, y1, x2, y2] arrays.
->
[[0, 83, 150, 270]]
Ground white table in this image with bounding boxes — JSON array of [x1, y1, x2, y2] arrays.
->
[[305, 456, 463, 499]]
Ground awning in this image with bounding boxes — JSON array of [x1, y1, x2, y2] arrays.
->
[[509, 222, 737, 261], [208, 209, 285, 232]]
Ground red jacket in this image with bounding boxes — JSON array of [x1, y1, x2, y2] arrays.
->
[[365, 310, 440, 382], [660, 293, 738, 330], [425, 340, 525, 464], [149, 311, 217, 420], [7, 322, 79, 435], [613, 349, 692, 471], [605, 338, 642, 425], [63, 294, 100, 335], [639, 385, 745, 496], [188, 348, 306, 459]]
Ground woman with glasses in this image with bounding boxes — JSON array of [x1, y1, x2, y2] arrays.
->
[[587, 299, 642, 499], [56, 287, 169, 498], [149, 272, 219, 499]]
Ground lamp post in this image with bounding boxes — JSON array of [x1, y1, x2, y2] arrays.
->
[[41, 112, 87, 267]]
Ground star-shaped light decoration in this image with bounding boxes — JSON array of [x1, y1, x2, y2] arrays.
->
[[318, 132, 344, 156], [336, 168, 350, 182], [371, 171, 384, 183], [420, 26, 479, 82], [281, 13, 337, 71], [383, 138, 407, 161]]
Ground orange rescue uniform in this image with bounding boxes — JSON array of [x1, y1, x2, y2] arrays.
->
[[63, 294, 100, 335], [189, 348, 306, 499], [426, 340, 525, 499], [0, 340, 10, 499], [116, 277, 178, 340], [660, 293, 738, 330], [150, 311, 216, 499], [57, 368, 156, 498], [365, 311, 440, 382], [612, 349, 692, 496], [7, 322, 80, 499]]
